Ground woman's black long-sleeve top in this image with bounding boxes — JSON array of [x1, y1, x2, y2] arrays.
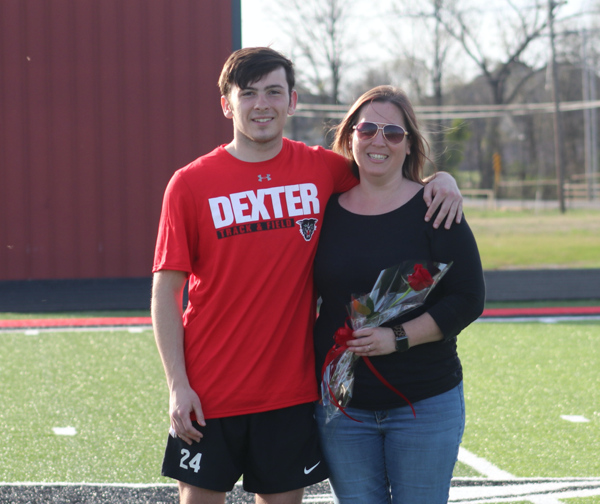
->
[[313, 189, 486, 410]]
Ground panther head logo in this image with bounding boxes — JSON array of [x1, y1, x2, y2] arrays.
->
[[296, 218, 318, 242]]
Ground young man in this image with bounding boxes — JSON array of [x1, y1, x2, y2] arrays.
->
[[152, 47, 462, 504]]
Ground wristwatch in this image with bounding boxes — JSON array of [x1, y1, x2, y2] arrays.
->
[[393, 324, 410, 352]]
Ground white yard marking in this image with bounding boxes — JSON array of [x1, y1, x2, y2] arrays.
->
[[477, 315, 600, 323], [3, 325, 152, 335], [458, 448, 514, 479], [450, 478, 600, 503], [52, 426, 77, 436], [127, 327, 144, 333], [539, 317, 561, 324], [528, 497, 566, 504], [457, 449, 567, 504], [1, 479, 599, 503], [560, 415, 590, 423]]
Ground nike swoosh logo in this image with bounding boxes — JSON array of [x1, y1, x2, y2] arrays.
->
[[304, 461, 321, 474]]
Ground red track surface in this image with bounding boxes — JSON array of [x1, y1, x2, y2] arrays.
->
[[0, 317, 152, 328], [1, 306, 599, 329], [481, 306, 600, 317]]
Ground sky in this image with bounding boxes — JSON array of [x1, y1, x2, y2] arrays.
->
[[240, 0, 596, 95], [241, 0, 593, 49]]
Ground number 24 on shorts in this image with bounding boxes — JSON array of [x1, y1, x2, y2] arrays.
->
[[180, 449, 202, 473]]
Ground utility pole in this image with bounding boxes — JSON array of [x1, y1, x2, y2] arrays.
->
[[432, 0, 445, 173], [581, 28, 594, 200], [581, 29, 599, 200], [548, 0, 566, 213], [590, 55, 599, 201]]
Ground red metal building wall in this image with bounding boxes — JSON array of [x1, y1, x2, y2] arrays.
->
[[0, 0, 236, 280]]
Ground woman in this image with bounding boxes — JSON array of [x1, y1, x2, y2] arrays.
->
[[313, 86, 485, 504]]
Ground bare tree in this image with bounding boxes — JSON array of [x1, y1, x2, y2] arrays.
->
[[347, 57, 431, 102], [557, 13, 600, 200], [432, 0, 552, 188], [276, 0, 356, 104], [391, 0, 459, 171]]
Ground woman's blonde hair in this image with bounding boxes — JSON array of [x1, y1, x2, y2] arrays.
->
[[332, 85, 430, 182]]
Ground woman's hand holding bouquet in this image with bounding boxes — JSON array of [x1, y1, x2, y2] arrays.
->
[[321, 261, 451, 424]]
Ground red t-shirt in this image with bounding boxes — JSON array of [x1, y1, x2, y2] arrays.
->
[[153, 139, 356, 419]]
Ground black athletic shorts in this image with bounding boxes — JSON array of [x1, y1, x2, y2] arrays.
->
[[161, 402, 328, 494]]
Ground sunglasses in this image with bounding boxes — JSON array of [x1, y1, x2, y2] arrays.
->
[[353, 121, 409, 145]]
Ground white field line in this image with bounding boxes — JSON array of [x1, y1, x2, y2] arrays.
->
[[4, 478, 596, 487], [457, 449, 566, 504], [0, 482, 176, 487], [450, 479, 600, 503], [458, 448, 514, 479], [0, 325, 152, 334], [2, 479, 600, 504], [477, 315, 600, 323]]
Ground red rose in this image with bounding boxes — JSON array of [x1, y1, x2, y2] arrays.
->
[[407, 264, 434, 291]]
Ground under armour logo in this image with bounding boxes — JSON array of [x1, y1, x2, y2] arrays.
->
[[258, 174, 271, 182]]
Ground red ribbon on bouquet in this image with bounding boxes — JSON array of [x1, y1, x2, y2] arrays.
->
[[321, 322, 360, 422], [322, 322, 416, 422]]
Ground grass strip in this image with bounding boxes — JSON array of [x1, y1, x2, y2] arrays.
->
[[465, 208, 600, 270]]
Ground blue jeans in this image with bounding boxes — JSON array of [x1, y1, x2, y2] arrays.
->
[[316, 383, 465, 504]]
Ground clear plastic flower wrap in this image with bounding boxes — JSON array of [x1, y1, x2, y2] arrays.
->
[[321, 260, 451, 424]]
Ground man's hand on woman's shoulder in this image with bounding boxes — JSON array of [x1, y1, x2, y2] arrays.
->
[[423, 172, 463, 230]]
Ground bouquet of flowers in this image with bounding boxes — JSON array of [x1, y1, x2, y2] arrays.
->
[[321, 260, 451, 424]]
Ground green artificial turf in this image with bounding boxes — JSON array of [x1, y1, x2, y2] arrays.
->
[[1, 321, 599, 484], [453, 461, 484, 477], [0, 329, 170, 483], [460, 321, 600, 477]]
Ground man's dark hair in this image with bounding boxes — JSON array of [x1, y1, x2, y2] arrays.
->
[[218, 47, 295, 98]]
